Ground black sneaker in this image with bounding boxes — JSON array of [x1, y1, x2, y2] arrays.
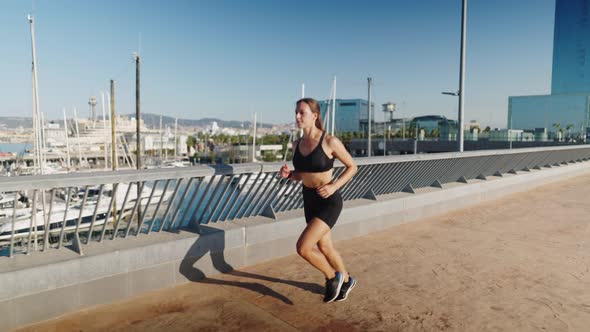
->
[[335, 276, 356, 302], [323, 271, 344, 303]]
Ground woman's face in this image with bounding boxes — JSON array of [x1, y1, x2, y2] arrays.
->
[[295, 102, 317, 129]]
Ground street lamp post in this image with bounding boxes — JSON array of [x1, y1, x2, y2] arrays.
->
[[442, 0, 467, 152], [458, 0, 467, 152], [367, 77, 372, 157]]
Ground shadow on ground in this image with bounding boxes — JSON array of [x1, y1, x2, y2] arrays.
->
[[178, 224, 322, 305]]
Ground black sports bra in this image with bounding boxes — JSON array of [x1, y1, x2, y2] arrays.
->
[[292, 131, 334, 173]]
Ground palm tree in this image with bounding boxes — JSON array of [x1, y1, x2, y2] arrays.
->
[[552, 123, 562, 141], [430, 128, 440, 138], [339, 132, 352, 145], [566, 124, 574, 140], [186, 135, 196, 155]]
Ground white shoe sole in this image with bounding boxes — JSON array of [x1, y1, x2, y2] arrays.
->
[[324, 273, 345, 303], [335, 278, 356, 302]]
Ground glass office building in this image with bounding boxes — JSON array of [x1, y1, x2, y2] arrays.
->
[[508, 94, 590, 131], [551, 0, 590, 94], [509, 0, 590, 134], [318, 99, 375, 133], [410, 115, 449, 132]]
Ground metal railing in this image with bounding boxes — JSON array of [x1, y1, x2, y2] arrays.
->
[[1, 145, 590, 258]]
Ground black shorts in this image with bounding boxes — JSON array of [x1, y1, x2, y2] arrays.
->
[[302, 185, 343, 229]]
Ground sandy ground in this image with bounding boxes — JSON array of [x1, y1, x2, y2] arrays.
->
[[17, 173, 590, 332]]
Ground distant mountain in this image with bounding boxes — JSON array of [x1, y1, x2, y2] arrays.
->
[[0, 114, 274, 130], [131, 113, 272, 129], [0, 117, 33, 129]]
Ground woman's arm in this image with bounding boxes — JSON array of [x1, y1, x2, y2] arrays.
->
[[280, 163, 301, 181], [329, 136, 357, 189], [317, 135, 358, 198], [279, 139, 301, 181]]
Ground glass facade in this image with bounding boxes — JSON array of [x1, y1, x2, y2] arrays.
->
[[410, 115, 448, 132], [318, 99, 375, 133], [509, 0, 590, 134], [552, 0, 590, 94], [509, 94, 590, 132]]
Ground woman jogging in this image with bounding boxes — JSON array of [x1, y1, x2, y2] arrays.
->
[[280, 97, 358, 303]]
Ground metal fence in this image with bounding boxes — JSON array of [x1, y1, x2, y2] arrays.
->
[[1, 145, 590, 258]]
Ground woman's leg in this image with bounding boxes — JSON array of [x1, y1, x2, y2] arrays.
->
[[296, 218, 335, 279], [318, 230, 349, 281]]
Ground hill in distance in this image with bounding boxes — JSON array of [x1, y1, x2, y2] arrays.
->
[[0, 114, 276, 130], [0, 117, 33, 129], [134, 113, 273, 129]]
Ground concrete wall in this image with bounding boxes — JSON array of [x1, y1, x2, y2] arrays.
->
[[2, 160, 590, 330]]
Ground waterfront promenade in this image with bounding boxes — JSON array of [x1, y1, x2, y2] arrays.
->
[[17, 172, 590, 331]]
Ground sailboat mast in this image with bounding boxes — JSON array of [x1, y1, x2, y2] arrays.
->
[[63, 108, 71, 170], [109, 82, 118, 170], [40, 111, 47, 166], [73, 107, 83, 168], [324, 80, 334, 131], [331, 76, 336, 136], [300, 83, 304, 138], [252, 112, 257, 162], [31, 73, 38, 173], [174, 117, 178, 160], [101, 91, 108, 169], [28, 15, 44, 174]]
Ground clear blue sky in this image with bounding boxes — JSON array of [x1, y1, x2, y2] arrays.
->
[[0, 0, 555, 128]]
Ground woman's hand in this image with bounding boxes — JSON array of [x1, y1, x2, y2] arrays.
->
[[317, 183, 337, 198], [279, 163, 291, 179]]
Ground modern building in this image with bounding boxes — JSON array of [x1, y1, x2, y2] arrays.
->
[[318, 99, 375, 133], [390, 118, 410, 135], [489, 129, 535, 142], [410, 115, 449, 133], [508, 0, 590, 135], [533, 128, 549, 141], [439, 119, 458, 142], [373, 118, 409, 137]]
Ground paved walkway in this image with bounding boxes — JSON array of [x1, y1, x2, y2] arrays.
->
[[18, 174, 590, 331]]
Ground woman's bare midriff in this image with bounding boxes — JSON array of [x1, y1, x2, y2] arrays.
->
[[300, 170, 333, 188]]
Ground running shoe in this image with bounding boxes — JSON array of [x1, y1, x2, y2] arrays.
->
[[324, 271, 344, 303], [335, 275, 356, 302]]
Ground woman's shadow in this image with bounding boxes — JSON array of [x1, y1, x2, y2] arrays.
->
[[178, 224, 323, 305]]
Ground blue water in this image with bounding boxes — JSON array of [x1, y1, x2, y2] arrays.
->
[[0, 143, 32, 155]]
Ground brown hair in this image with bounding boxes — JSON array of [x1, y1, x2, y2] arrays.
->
[[296, 98, 324, 131]]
